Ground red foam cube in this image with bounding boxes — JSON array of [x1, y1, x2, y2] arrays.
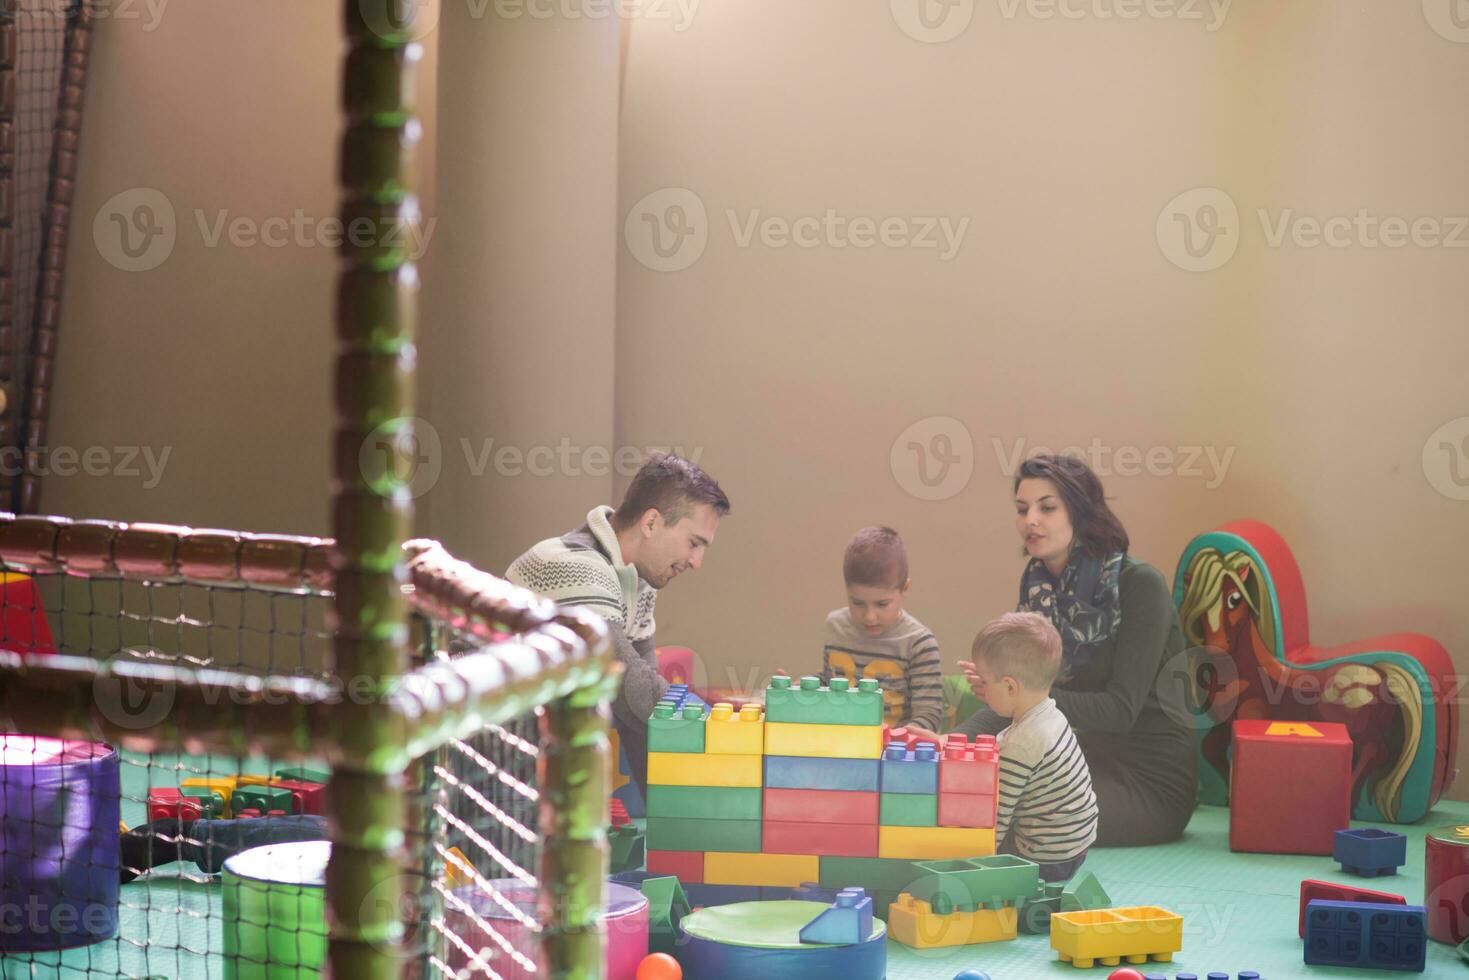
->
[[1229, 719, 1351, 855], [1297, 879, 1406, 938], [938, 734, 999, 795], [763, 788, 878, 825], [763, 819, 877, 858], [937, 791, 997, 829], [646, 849, 704, 883]]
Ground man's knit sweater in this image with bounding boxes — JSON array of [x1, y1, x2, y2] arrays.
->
[[505, 505, 667, 790]]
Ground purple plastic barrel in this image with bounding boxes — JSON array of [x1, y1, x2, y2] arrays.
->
[[0, 736, 121, 950]]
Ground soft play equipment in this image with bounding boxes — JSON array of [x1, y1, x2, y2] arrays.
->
[[1228, 719, 1351, 855], [1174, 520, 1456, 822], [0, 735, 119, 951], [221, 841, 330, 979], [1425, 823, 1469, 945], [676, 899, 887, 978]]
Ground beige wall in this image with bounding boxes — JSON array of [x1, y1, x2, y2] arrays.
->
[[42, 3, 1469, 795]]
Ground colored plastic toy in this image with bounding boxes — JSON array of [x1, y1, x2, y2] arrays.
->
[[180, 776, 239, 811], [887, 892, 1018, 948], [649, 684, 709, 754], [908, 855, 1040, 914], [938, 734, 1000, 794], [765, 819, 877, 858], [1229, 718, 1351, 855], [1303, 899, 1426, 972], [798, 887, 873, 945], [646, 784, 761, 821], [789, 882, 837, 903], [766, 675, 883, 726], [274, 766, 328, 784], [269, 779, 324, 816], [233, 785, 294, 816], [609, 824, 645, 874], [646, 849, 703, 884], [647, 751, 761, 787], [765, 755, 879, 792], [1049, 906, 1183, 969], [1424, 823, 1469, 945], [938, 791, 997, 829], [877, 824, 996, 860], [635, 952, 682, 980], [1103, 971, 1145, 980], [609, 798, 631, 827], [1019, 881, 1066, 934], [764, 787, 878, 825], [880, 740, 939, 794], [646, 816, 760, 853], [880, 792, 937, 827], [952, 972, 992, 980], [705, 852, 819, 889], [818, 855, 929, 896], [1298, 879, 1406, 938], [706, 702, 764, 755], [147, 787, 224, 823], [1061, 871, 1112, 912], [1334, 827, 1407, 877], [764, 720, 884, 760], [655, 645, 696, 686], [1174, 519, 1457, 823]]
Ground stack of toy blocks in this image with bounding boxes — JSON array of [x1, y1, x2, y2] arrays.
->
[[149, 766, 327, 823], [876, 729, 1000, 860], [888, 854, 1041, 947]]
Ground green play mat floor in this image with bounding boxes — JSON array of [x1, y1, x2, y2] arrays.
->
[[6, 778, 1466, 978]]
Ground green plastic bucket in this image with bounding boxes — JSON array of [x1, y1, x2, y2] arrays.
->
[[222, 841, 330, 979]]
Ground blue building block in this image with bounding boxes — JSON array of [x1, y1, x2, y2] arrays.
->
[[764, 755, 880, 792], [1334, 827, 1408, 877], [1304, 899, 1426, 972], [879, 741, 939, 794], [798, 887, 873, 945]]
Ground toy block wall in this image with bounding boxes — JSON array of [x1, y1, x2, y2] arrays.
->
[[644, 677, 1002, 899]]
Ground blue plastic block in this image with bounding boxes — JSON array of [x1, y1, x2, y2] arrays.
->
[[1334, 827, 1408, 877], [952, 972, 992, 980], [879, 741, 939, 794], [764, 755, 880, 792], [1207, 974, 1228, 980], [1239, 973, 1261, 980], [683, 883, 762, 906], [1304, 899, 1426, 972], [798, 887, 874, 945]]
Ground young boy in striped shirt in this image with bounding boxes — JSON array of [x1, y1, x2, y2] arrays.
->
[[963, 611, 1098, 881], [819, 527, 945, 733]]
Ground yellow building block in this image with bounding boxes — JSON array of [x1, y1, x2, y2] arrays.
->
[[706, 703, 765, 755], [887, 893, 1018, 948], [236, 774, 272, 786], [442, 846, 480, 890], [182, 776, 239, 810], [1049, 906, 1183, 969], [764, 721, 883, 760], [648, 751, 763, 788], [878, 825, 996, 860], [705, 851, 819, 888]]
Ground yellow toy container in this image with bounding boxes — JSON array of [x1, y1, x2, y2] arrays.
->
[[1049, 905, 1183, 968]]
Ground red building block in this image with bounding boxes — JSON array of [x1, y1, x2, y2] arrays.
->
[[763, 788, 878, 825], [609, 798, 631, 827], [938, 734, 999, 796], [270, 779, 324, 815], [937, 791, 997, 829], [147, 787, 222, 823], [763, 819, 877, 858], [1297, 879, 1405, 938], [1229, 719, 1351, 855], [647, 849, 704, 884]]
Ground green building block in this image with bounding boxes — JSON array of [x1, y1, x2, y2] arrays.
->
[[1060, 870, 1110, 912], [233, 785, 295, 815], [608, 825, 645, 874], [879, 792, 937, 827], [646, 785, 762, 821], [274, 766, 329, 784], [182, 789, 225, 819], [641, 875, 690, 956], [648, 702, 707, 753], [909, 855, 1040, 914], [818, 855, 929, 896], [645, 817, 762, 853], [1018, 881, 1065, 934], [765, 675, 884, 726]]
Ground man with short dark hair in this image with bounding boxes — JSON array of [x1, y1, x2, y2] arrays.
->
[[506, 453, 730, 794]]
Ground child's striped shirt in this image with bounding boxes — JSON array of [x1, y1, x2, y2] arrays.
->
[[996, 697, 1099, 863]]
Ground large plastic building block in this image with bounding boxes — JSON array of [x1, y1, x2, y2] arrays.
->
[[939, 734, 1000, 795], [706, 702, 765, 755], [765, 755, 879, 792], [799, 887, 874, 945], [609, 825, 646, 874], [765, 675, 884, 726], [270, 779, 325, 816], [1060, 871, 1112, 912], [442, 846, 480, 890], [1297, 879, 1406, 938], [880, 792, 937, 827], [1229, 718, 1352, 855], [938, 791, 997, 829], [764, 819, 878, 857], [235, 774, 273, 786], [647, 751, 762, 787], [645, 784, 762, 821], [147, 787, 224, 823], [274, 766, 329, 785], [909, 855, 1040, 914], [649, 701, 708, 754], [646, 849, 704, 884], [764, 787, 878, 825], [1019, 881, 1066, 934], [180, 776, 239, 812], [878, 824, 996, 860], [1303, 899, 1426, 972], [887, 892, 1018, 948], [640, 873, 691, 955], [818, 855, 929, 896], [880, 741, 939, 794], [704, 851, 819, 888], [233, 785, 295, 816], [1334, 828, 1407, 877], [1049, 906, 1183, 969], [764, 721, 884, 760], [647, 816, 761, 853]]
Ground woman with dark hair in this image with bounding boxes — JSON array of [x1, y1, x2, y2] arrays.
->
[[952, 453, 1198, 846]]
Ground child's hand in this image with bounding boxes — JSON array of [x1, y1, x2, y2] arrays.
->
[[957, 660, 983, 698], [902, 724, 942, 746]]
